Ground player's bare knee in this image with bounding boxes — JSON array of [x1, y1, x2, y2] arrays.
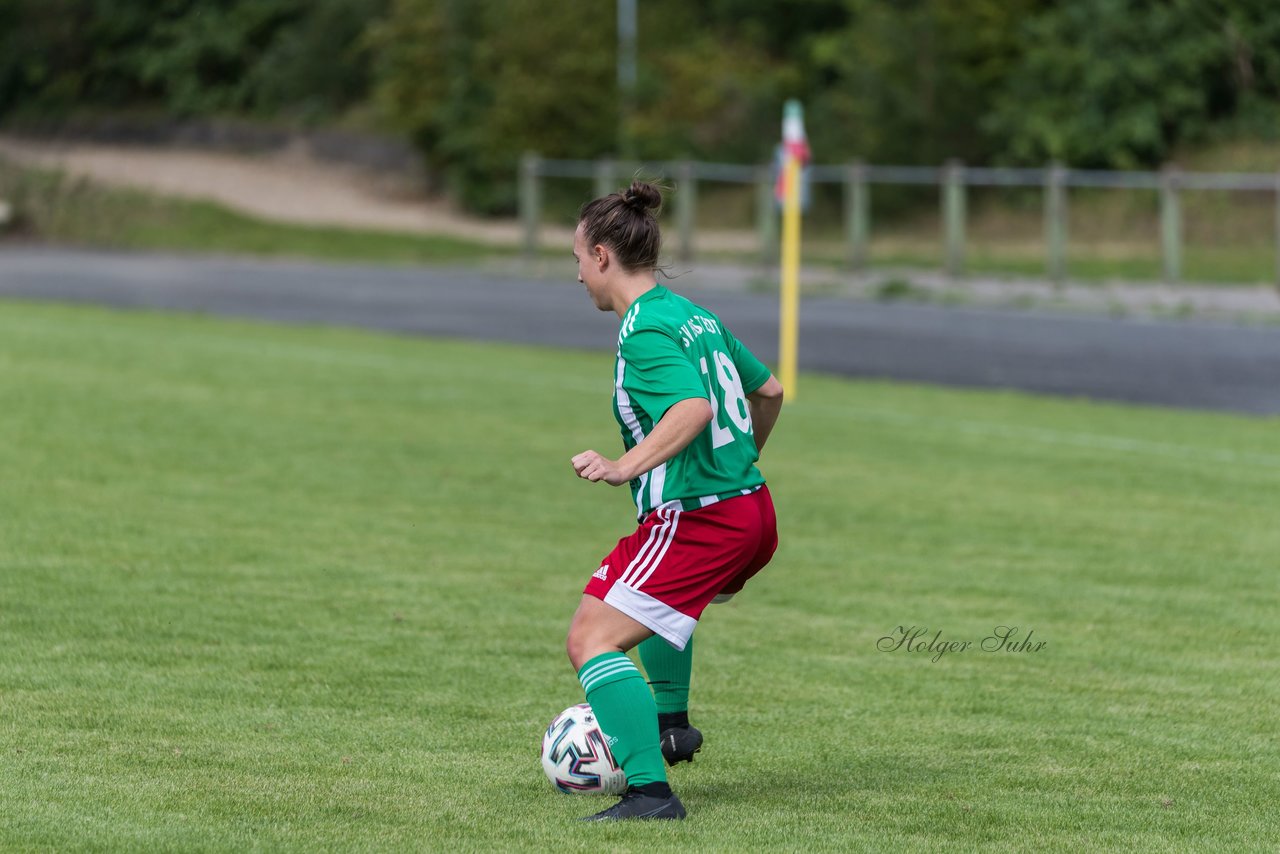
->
[[565, 627, 593, 670], [566, 624, 619, 670]]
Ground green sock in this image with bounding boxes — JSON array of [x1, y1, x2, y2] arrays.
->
[[577, 652, 668, 788], [639, 634, 692, 715]]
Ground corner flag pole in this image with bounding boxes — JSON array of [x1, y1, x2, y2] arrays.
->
[[778, 99, 808, 402], [779, 154, 800, 400]]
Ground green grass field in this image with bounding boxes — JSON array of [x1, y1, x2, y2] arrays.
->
[[1, 300, 1277, 851]]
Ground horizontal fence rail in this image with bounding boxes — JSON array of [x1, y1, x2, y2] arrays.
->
[[519, 153, 1280, 284]]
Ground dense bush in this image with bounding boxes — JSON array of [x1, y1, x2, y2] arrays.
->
[[0, 0, 384, 120], [986, 0, 1280, 168]]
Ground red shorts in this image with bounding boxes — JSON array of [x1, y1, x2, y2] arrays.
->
[[584, 485, 777, 650]]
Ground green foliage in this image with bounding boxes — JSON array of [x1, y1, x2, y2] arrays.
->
[[0, 0, 383, 122], [247, 0, 387, 120], [986, 0, 1280, 167], [136, 0, 304, 116], [987, 0, 1224, 168], [627, 23, 780, 163], [4, 0, 1280, 212], [0, 0, 177, 115], [1206, 0, 1280, 141], [874, 277, 931, 301], [807, 0, 1042, 165], [366, 0, 1052, 210], [372, 0, 616, 213]]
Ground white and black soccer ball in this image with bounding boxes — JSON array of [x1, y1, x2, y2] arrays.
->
[[540, 703, 627, 795]]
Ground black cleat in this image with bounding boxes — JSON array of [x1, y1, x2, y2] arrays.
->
[[659, 725, 703, 766], [581, 787, 686, 821]]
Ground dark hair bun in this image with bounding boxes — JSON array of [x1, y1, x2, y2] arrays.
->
[[622, 181, 662, 213]]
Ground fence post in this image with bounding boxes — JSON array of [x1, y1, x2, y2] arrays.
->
[[594, 158, 614, 199], [1160, 165, 1182, 283], [1044, 162, 1068, 285], [845, 160, 869, 271], [943, 159, 966, 277], [756, 164, 777, 266], [676, 159, 696, 262], [520, 151, 541, 259]]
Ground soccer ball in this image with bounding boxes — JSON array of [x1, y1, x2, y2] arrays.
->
[[540, 703, 627, 795]]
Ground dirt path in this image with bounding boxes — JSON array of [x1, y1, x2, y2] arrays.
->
[[0, 134, 551, 245]]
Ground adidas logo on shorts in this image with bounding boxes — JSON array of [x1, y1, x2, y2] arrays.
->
[[592, 565, 609, 581]]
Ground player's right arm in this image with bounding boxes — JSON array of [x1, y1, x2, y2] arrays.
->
[[747, 374, 784, 453], [572, 396, 712, 486], [720, 323, 782, 453]]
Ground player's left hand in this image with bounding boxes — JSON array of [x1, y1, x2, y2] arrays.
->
[[571, 450, 629, 486]]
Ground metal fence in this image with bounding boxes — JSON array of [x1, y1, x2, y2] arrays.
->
[[519, 153, 1280, 284]]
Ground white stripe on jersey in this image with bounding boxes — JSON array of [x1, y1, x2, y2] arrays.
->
[[617, 301, 641, 345], [614, 354, 650, 513], [614, 357, 645, 442], [621, 508, 673, 586], [634, 471, 649, 516], [628, 508, 680, 590], [648, 461, 665, 507]]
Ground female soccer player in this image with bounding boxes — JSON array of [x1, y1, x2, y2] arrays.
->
[[566, 180, 784, 821]]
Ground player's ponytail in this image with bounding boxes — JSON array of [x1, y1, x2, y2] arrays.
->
[[579, 179, 666, 273]]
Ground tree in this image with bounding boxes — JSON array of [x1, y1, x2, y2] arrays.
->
[[987, 0, 1236, 167], [372, 0, 615, 212], [0, 0, 384, 123], [803, 0, 1042, 165]]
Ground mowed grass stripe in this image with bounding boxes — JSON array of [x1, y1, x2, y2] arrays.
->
[[1, 303, 1274, 469], [0, 300, 1276, 852]]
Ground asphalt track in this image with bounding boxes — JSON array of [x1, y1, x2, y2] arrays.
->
[[1, 247, 1278, 414]]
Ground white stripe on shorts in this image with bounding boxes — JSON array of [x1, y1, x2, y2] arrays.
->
[[627, 508, 680, 591], [620, 507, 673, 587]]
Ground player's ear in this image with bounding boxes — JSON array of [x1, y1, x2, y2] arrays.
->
[[593, 244, 609, 271]]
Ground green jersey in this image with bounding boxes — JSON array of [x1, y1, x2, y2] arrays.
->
[[613, 285, 772, 519]]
